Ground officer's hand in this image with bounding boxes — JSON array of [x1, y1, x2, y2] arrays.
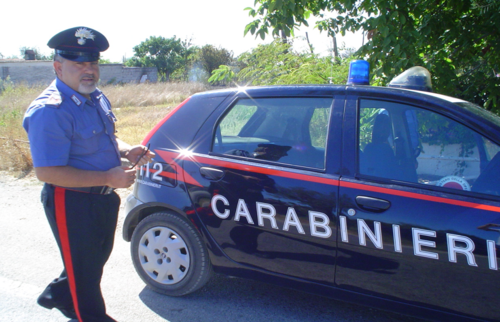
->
[[126, 145, 155, 168], [106, 166, 137, 188]]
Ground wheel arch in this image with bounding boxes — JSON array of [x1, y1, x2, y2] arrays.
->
[[123, 202, 189, 242]]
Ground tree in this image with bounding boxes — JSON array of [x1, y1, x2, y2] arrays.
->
[[244, 1, 316, 42], [169, 37, 200, 81], [198, 45, 233, 76], [126, 36, 189, 81], [208, 65, 236, 85], [236, 40, 305, 85], [210, 40, 350, 86], [245, 0, 500, 114]]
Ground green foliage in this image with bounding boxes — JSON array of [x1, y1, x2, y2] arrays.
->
[[0, 109, 22, 127], [230, 40, 350, 86], [246, 0, 500, 114], [208, 65, 236, 85], [244, 0, 317, 40], [106, 77, 117, 85], [310, 107, 330, 148], [417, 111, 477, 152], [126, 36, 197, 81], [358, 108, 380, 150], [198, 45, 233, 76], [472, 0, 500, 13], [219, 104, 258, 136], [99, 58, 113, 64], [171, 38, 200, 82], [0, 76, 14, 94]]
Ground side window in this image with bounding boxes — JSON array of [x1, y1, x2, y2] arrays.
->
[[358, 99, 500, 196], [415, 109, 500, 196], [213, 97, 332, 169]]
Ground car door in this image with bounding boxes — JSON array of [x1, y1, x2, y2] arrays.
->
[[182, 88, 344, 286], [337, 90, 500, 320]]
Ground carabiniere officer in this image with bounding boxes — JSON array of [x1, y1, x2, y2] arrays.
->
[[23, 26, 154, 322]]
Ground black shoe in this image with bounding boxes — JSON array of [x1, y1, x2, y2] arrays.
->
[[37, 295, 77, 319]]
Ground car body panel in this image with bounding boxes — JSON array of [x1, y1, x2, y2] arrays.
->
[[175, 88, 345, 284], [123, 85, 500, 321], [338, 88, 500, 320]]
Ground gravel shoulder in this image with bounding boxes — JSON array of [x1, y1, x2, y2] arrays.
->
[[0, 171, 420, 322]]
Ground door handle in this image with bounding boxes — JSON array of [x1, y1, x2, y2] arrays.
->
[[200, 167, 225, 180], [355, 196, 391, 212]]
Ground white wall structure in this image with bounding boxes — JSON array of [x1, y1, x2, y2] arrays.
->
[[0, 60, 158, 86]]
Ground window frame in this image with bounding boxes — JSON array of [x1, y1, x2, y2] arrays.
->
[[354, 96, 500, 199], [210, 96, 334, 171]]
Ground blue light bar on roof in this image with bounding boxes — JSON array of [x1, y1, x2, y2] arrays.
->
[[347, 60, 370, 85], [388, 66, 433, 92]]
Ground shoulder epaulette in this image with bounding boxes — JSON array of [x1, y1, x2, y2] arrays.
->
[[45, 90, 63, 108]]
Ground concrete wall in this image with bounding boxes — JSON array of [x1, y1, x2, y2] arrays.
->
[[1, 61, 54, 85], [0, 60, 158, 86], [99, 64, 158, 84]]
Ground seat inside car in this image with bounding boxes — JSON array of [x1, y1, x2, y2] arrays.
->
[[361, 113, 399, 178], [280, 116, 324, 168], [472, 151, 500, 196]]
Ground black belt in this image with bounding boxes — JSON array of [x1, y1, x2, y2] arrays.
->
[[52, 185, 115, 195]]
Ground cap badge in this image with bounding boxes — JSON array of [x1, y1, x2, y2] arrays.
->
[[74, 28, 96, 45]]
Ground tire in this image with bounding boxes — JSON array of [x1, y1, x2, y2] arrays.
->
[[130, 212, 212, 296]]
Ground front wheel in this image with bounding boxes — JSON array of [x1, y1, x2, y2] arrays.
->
[[130, 212, 212, 296]]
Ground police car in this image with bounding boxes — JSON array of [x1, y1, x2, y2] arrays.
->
[[123, 62, 500, 321]]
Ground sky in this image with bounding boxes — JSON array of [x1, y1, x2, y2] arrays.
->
[[1, 0, 364, 62]]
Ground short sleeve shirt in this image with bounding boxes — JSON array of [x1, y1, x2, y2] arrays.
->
[[23, 78, 121, 171]]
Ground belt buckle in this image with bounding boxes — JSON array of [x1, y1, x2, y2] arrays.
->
[[100, 186, 114, 195]]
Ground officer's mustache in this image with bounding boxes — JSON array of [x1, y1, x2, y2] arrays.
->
[[80, 74, 96, 81]]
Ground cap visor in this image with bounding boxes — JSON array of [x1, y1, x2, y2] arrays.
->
[[58, 50, 99, 62]]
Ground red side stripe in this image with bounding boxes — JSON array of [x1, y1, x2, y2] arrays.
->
[[154, 149, 500, 213], [154, 149, 340, 187], [54, 187, 83, 322], [153, 150, 203, 187], [195, 154, 500, 213], [193, 154, 340, 185], [340, 181, 500, 213]]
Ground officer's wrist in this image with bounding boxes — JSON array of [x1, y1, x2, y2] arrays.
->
[[120, 149, 130, 159]]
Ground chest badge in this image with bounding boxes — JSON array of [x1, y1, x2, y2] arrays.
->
[[71, 95, 82, 106]]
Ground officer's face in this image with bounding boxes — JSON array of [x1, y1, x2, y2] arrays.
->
[[54, 59, 100, 97]]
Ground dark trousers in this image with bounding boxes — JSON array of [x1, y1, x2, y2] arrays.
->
[[40, 183, 120, 322]]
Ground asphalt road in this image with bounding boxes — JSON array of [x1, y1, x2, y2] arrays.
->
[[0, 171, 423, 322]]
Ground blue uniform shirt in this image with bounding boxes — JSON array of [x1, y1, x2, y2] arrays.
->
[[23, 78, 121, 171]]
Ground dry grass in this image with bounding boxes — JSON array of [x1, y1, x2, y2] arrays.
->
[[114, 105, 174, 145], [0, 82, 44, 174], [0, 81, 210, 175], [105, 82, 209, 144], [105, 82, 208, 108]]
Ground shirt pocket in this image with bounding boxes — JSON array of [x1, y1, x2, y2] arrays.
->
[[80, 124, 104, 139], [72, 124, 104, 155]]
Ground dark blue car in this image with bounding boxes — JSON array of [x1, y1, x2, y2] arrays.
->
[[123, 69, 500, 321]]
